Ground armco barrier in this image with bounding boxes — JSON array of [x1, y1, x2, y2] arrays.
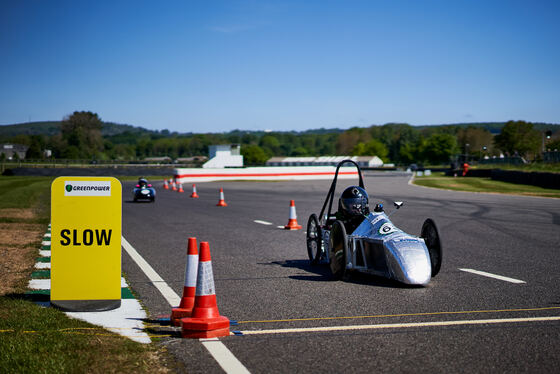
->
[[174, 166, 360, 183], [491, 169, 560, 190], [445, 168, 560, 189]]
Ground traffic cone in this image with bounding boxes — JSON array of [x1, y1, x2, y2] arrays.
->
[[171, 238, 199, 326], [178, 183, 184, 193], [163, 179, 169, 190], [284, 200, 302, 230], [190, 184, 199, 198], [181, 242, 230, 338], [172, 180, 177, 191], [216, 188, 227, 207]]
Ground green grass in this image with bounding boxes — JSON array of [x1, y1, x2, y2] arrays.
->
[[0, 297, 161, 374], [0, 176, 54, 210], [0, 175, 174, 373], [414, 172, 560, 198]]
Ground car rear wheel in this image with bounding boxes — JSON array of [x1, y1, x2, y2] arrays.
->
[[421, 218, 442, 277], [306, 214, 322, 265], [329, 220, 348, 280]]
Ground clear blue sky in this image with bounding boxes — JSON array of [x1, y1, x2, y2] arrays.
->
[[1, 0, 559, 132]]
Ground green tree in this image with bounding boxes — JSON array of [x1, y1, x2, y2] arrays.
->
[[60, 111, 104, 158], [26, 135, 46, 159], [241, 145, 269, 165], [494, 121, 541, 158], [351, 139, 389, 161], [423, 133, 457, 164], [457, 127, 494, 159], [260, 135, 282, 155]]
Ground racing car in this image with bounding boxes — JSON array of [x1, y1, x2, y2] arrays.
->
[[306, 160, 442, 285], [133, 177, 156, 202]]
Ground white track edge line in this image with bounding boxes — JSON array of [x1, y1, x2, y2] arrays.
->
[[200, 338, 251, 374], [459, 268, 526, 284], [254, 220, 273, 225], [121, 235, 250, 374], [236, 316, 560, 335], [121, 236, 181, 306]]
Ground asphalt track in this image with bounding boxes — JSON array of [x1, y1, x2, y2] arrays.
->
[[122, 173, 560, 373]]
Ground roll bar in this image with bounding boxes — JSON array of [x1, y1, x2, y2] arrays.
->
[[318, 159, 364, 225]]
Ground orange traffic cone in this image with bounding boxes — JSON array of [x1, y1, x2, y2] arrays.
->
[[181, 242, 230, 338], [190, 184, 199, 198], [163, 179, 169, 190], [284, 200, 302, 230], [172, 180, 177, 191], [171, 238, 199, 326], [178, 183, 184, 193], [216, 188, 227, 207]]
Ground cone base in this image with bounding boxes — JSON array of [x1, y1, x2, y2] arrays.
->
[[181, 315, 230, 331], [171, 307, 193, 326], [181, 326, 230, 339], [181, 315, 230, 338], [191, 194, 199, 198], [216, 201, 227, 207], [284, 219, 302, 230]]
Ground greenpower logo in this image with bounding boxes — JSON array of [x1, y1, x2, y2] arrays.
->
[[64, 181, 111, 196]]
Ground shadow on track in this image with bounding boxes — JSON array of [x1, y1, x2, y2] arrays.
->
[[266, 259, 422, 289]]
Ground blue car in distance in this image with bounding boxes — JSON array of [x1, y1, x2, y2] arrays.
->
[[133, 178, 156, 202]]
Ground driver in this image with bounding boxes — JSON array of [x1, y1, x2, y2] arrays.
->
[[138, 177, 148, 187], [336, 186, 370, 232]]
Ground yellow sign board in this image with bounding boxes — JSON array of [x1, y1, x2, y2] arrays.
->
[[51, 176, 122, 311]]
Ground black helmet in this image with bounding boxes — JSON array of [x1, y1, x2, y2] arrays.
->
[[339, 186, 369, 216]]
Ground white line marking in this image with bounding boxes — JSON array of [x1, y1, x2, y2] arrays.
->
[[34, 262, 50, 269], [236, 316, 560, 335], [276, 226, 285, 229], [39, 250, 51, 257], [254, 220, 273, 225], [459, 268, 526, 284], [121, 236, 181, 307], [121, 235, 250, 374], [201, 338, 251, 374]]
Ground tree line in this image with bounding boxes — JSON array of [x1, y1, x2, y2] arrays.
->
[[2, 111, 558, 166]]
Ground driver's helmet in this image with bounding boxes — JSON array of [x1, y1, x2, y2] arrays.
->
[[339, 186, 369, 217], [138, 178, 148, 186]]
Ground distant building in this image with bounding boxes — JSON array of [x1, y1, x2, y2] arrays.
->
[[203, 144, 244, 168], [175, 156, 208, 164], [266, 156, 383, 167], [144, 156, 172, 163], [1, 143, 28, 160]]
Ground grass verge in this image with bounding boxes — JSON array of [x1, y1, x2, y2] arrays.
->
[[413, 172, 560, 198], [0, 176, 177, 373]]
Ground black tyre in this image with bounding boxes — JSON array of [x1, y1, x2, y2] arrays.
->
[[151, 196, 155, 203], [421, 218, 442, 277], [306, 214, 322, 265], [329, 220, 348, 280]]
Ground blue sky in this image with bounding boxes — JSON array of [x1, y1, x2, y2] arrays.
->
[[1, 0, 559, 132]]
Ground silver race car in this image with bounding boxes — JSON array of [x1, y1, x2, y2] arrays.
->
[[306, 160, 442, 285]]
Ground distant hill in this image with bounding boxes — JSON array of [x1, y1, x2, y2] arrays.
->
[[0, 121, 62, 137], [0, 121, 155, 138], [1, 120, 558, 140], [416, 122, 560, 134]]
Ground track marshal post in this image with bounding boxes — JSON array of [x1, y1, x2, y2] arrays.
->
[[51, 177, 122, 311]]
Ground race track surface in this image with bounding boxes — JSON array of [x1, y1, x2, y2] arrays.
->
[[122, 173, 560, 373]]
